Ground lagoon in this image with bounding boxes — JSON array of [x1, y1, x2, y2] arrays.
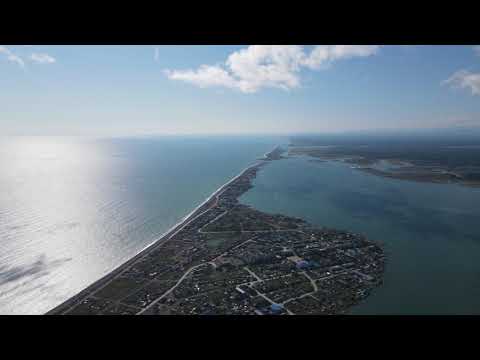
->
[[241, 155, 480, 314]]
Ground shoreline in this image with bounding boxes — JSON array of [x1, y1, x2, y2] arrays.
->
[[48, 145, 384, 315], [46, 151, 273, 314], [288, 147, 480, 188]]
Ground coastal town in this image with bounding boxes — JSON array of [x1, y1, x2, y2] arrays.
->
[[49, 147, 385, 315]]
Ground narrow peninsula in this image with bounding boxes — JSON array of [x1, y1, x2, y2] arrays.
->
[[48, 147, 385, 315]]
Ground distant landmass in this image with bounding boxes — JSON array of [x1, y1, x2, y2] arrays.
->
[[289, 131, 480, 187]]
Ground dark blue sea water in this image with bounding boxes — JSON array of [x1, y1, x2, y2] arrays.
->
[[0, 136, 281, 314], [241, 155, 480, 314]]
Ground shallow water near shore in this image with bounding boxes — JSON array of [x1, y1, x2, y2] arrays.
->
[[0, 136, 281, 314], [241, 156, 480, 314]]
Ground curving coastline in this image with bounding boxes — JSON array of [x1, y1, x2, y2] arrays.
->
[[47, 151, 273, 314], [48, 146, 385, 315]]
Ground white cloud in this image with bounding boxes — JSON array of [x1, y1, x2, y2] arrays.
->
[[1, 47, 56, 68], [444, 70, 480, 96], [164, 65, 239, 90], [30, 53, 56, 64], [0, 46, 25, 68], [302, 45, 380, 70], [154, 47, 160, 62], [164, 45, 381, 93]]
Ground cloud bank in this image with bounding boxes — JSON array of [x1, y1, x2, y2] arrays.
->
[[164, 45, 381, 93]]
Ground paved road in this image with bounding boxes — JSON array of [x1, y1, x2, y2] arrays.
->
[[138, 263, 210, 315]]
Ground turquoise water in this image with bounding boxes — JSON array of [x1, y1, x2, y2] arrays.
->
[[0, 136, 282, 314], [241, 156, 480, 315]]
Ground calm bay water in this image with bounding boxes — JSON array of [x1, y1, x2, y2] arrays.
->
[[0, 136, 280, 314], [241, 156, 480, 314]]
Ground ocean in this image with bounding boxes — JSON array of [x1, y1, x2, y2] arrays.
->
[[0, 136, 281, 314]]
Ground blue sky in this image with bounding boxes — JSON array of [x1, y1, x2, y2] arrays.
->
[[1, 45, 479, 136]]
